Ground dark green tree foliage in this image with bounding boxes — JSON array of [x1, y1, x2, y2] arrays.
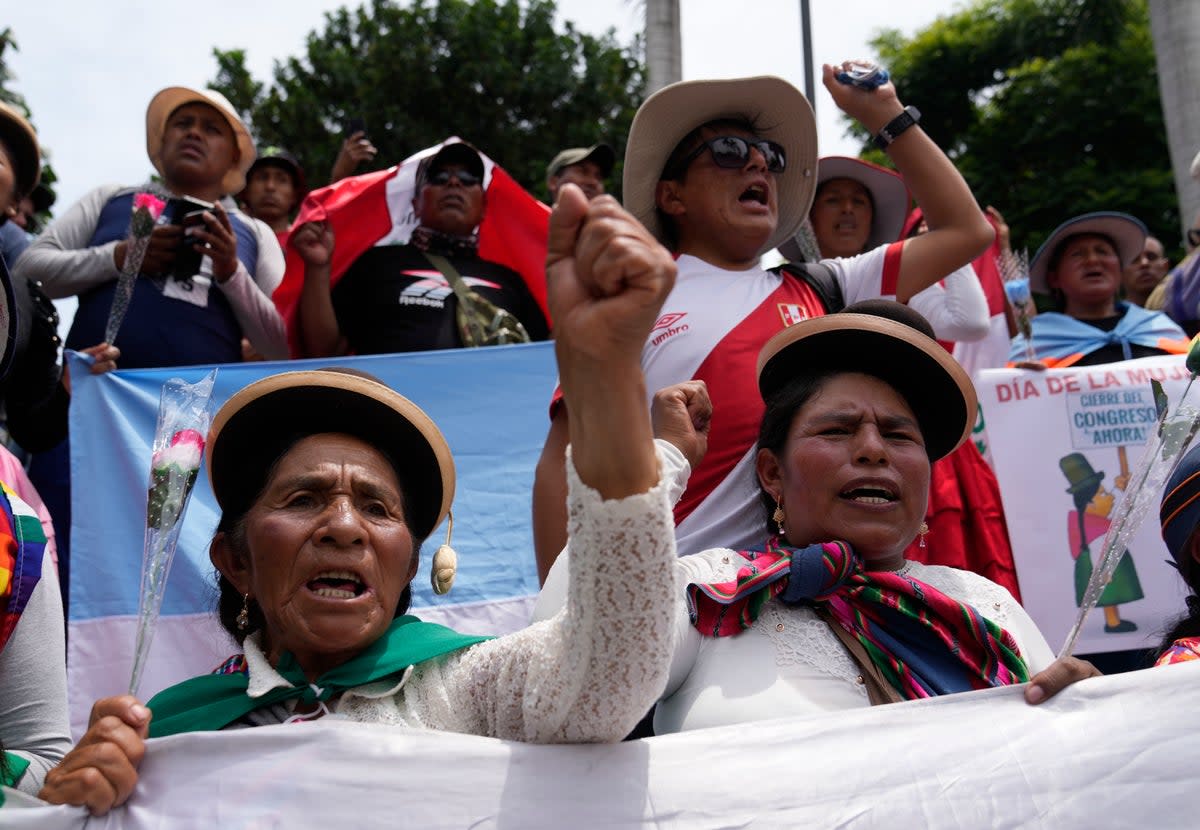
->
[[210, 0, 644, 199], [848, 0, 1174, 262]]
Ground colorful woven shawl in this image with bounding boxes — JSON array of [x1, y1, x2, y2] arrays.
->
[[0, 482, 49, 655], [686, 537, 1030, 700]]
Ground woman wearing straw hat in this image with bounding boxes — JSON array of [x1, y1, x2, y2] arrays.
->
[[535, 300, 1099, 725], [782, 155, 988, 343], [39, 185, 684, 816], [1010, 212, 1189, 367], [534, 66, 995, 582]]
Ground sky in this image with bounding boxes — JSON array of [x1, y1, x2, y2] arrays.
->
[[5, 0, 967, 213]]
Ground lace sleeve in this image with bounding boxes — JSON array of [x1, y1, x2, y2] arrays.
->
[[437, 443, 678, 743]]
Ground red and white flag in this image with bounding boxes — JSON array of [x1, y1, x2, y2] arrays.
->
[[273, 139, 551, 355]]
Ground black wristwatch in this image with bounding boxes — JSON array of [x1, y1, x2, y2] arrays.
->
[[873, 106, 921, 150]]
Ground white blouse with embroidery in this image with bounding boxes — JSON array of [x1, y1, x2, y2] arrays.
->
[[534, 441, 1056, 735], [234, 445, 679, 743]]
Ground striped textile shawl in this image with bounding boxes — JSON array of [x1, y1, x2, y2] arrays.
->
[[0, 482, 48, 655], [686, 537, 1030, 700]]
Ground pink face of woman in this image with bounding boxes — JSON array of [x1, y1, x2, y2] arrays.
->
[[1047, 233, 1122, 309], [809, 178, 873, 258], [757, 373, 930, 564]]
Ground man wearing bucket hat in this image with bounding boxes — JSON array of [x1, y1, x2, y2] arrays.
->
[[533, 63, 994, 577], [546, 143, 615, 202], [1010, 211, 1189, 367], [0, 101, 44, 267], [16, 85, 287, 368]]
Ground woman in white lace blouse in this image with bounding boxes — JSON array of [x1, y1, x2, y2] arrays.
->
[[648, 299, 1103, 733], [39, 185, 682, 815]]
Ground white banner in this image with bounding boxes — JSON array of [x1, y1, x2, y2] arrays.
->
[[3, 662, 1195, 828], [978, 355, 1193, 655]]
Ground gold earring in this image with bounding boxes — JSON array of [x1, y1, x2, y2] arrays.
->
[[919, 521, 929, 549], [431, 512, 458, 595], [236, 593, 251, 631], [772, 498, 786, 536]]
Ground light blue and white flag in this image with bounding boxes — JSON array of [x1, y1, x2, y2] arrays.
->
[[65, 343, 557, 736]]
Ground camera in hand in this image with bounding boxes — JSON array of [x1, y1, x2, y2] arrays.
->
[[165, 196, 214, 281]]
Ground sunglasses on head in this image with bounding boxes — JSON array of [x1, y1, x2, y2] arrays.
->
[[671, 135, 787, 177], [426, 168, 482, 187]]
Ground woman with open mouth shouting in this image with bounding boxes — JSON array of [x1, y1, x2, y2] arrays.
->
[[38, 184, 682, 815]]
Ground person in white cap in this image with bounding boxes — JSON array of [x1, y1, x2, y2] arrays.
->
[[533, 64, 994, 579], [16, 86, 287, 368]]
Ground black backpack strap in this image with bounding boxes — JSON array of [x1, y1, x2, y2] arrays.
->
[[772, 261, 845, 314]]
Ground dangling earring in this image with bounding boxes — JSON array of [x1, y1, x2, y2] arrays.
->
[[431, 512, 458, 595], [772, 497, 786, 536], [918, 521, 929, 549], [236, 593, 251, 631]]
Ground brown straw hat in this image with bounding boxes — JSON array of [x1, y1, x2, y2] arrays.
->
[[146, 86, 257, 196], [778, 156, 911, 262], [622, 75, 817, 256], [207, 369, 455, 540], [0, 101, 40, 199], [756, 300, 976, 461]]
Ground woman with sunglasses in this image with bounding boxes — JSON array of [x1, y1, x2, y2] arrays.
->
[[293, 141, 550, 357], [1145, 210, 1200, 337], [534, 66, 995, 581]]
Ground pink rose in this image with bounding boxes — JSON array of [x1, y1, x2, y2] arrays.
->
[[133, 192, 167, 220]]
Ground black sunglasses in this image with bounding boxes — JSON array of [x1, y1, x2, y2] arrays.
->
[[426, 169, 482, 187], [1187, 227, 1200, 248], [671, 136, 787, 177]]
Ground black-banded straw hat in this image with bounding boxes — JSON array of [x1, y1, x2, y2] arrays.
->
[[207, 369, 455, 541], [756, 300, 976, 461]]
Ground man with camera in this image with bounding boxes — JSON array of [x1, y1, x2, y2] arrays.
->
[[15, 86, 287, 369]]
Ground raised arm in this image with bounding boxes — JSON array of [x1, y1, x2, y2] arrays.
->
[[292, 220, 348, 357], [444, 185, 681, 742], [825, 63, 993, 302]]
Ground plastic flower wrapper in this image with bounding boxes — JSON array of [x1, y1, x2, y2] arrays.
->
[[1059, 337, 1200, 657], [999, 247, 1037, 363], [129, 368, 217, 695], [105, 190, 167, 345]]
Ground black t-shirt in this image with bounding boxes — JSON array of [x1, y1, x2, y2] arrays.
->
[[1073, 312, 1169, 366], [332, 244, 550, 353]]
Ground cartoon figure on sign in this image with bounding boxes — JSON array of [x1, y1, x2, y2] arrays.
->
[[1060, 452, 1144, 632]]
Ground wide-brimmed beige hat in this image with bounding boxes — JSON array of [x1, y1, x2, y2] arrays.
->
[[756, 299, 976, 461], [1029, 211, 1147, 295], [778, 156, 910, 262], [146, 86, 256, 196], [207, 369, 455, 541], [0, 101, 40, 200], [622, 76, 817, 257]]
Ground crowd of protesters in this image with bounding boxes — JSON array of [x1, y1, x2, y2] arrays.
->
[[1, 59, 1199, 815]]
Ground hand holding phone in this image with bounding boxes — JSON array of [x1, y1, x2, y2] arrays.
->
[[165, 196, 215, 280]]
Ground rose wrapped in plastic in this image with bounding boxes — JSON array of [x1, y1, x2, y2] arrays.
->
[[105, 191, 167, 345], [129, 369, 217, 694]]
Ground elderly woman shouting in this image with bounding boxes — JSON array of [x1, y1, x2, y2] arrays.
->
[[536, 300, 1100, 729], [39, 184, 681, 814]]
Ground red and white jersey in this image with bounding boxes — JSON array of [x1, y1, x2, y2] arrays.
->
[[646, 251, 896, 555]]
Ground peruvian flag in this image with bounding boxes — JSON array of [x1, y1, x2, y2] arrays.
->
[[273, 138, 551, 356]]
